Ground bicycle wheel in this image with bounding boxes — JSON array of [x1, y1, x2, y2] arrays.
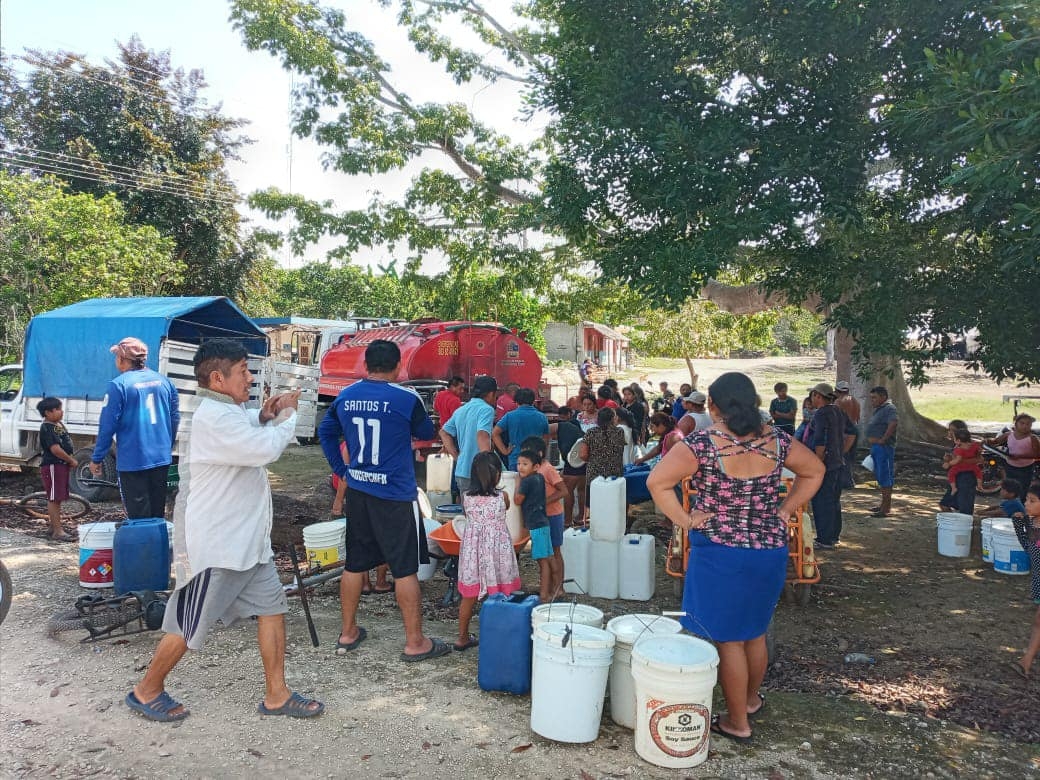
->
[[0, 560, 12, 626], [20, 492, 91, 521], [46, 603, 137, 637]]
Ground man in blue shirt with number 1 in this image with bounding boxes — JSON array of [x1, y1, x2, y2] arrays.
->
[[92, 337, 179, 519]]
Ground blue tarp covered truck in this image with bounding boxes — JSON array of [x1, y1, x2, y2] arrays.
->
[[0, 297, 318, 500]]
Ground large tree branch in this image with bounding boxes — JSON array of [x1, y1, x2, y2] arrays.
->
[[700, 279, 823, 315], [416, 0, 544, 73]]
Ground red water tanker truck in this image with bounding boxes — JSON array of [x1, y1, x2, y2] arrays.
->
[[319, 320, 543, 418]]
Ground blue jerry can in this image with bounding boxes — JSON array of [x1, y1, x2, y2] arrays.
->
[[113, 518, 171, 594], [477, 593, 540, 694]]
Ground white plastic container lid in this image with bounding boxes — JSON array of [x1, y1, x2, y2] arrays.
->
[[606, 614, 683, 646], [631, 634, 719, 673], [991, 519, 1015, 533], [534, 621, 616, 650], [416, 488, 433, 520]]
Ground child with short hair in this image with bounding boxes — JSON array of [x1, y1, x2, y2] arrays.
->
[[1007, 482, 1040, 679], [37, 397, 78, 541], [515, 448, 554, 603], [455, 451, 521, 651], [769, 383, 797, 436], [979, 479, 1026, 518], [521, 436, 566, 596]]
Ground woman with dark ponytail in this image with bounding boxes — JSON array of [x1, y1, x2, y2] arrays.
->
[[647, 372, 823, 745]]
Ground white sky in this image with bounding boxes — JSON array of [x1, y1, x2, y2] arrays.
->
[[0, 0, 539, 271]]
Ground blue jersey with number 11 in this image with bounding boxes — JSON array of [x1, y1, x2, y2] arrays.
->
[[319, 379, 435, 502]]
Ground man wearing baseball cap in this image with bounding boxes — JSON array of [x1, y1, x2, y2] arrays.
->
[[808, 383, 857, 549], [677, 391, 712, 435], [91, 337, 180, 519]]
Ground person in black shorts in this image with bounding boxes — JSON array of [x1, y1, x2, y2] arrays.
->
[[318, 340, 450, 662]]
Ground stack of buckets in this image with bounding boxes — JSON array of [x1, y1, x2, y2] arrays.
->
[[303, 518, 347, 566], [528, 606, 721, 769], [561, 476, 656, 600], [938, 512, 1030, 575]]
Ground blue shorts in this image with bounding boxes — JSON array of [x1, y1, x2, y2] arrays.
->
[[548, 513, 564, 549], [530, 526, 552, 560], [871, 444, 895, 488]]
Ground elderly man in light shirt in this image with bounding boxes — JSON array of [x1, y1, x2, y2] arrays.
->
[[125, 339, 323, 723]]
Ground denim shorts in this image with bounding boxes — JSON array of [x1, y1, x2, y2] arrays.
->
[[871, 444, 895, 488]]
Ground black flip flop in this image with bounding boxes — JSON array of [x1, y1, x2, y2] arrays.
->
[[747, 692, 767, 719], [335, 627, 368, 655], [710, 715, 752, 745], [454, 634, 479, 652], [1006, 660, 1030, 680], [401, 637, 451, 663]]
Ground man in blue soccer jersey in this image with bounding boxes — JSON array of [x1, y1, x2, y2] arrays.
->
[[91, 337, 180, 519], [318, 340, 450, 662]]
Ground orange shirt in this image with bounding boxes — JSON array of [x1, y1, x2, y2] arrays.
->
[[538, 461, 565, 516]]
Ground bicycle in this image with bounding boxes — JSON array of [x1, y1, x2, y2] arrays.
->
[[46, 590, 167, 642], [0, 492, 91, 521]]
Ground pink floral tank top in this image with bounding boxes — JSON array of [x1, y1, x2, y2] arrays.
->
[[682, 428, 791, 549]]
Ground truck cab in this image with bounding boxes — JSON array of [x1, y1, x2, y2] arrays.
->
[[0, 363, 29, 461]]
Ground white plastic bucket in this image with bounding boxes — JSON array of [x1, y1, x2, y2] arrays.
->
[[303, 518, 347, 565], [562, 527, 591, 594], [589, 476, 626, 541], [936, 512, 973, 558], [619, 534, 656, 600], [980, 517, 997, 563], [531, 602, 604, 631], [530, 622, 616, 743], [78, 522, 117, 588], [426, 453, 454, 493], [418, 517, 440, 581], [992, 522, 1029, 575], [498, 471, 525, 543], [606, 614, 683, 729], [631, 634, 720, 768]]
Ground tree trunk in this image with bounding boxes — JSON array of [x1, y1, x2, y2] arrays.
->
[[823, 328, 836, 369], [683, 357, 700, 389], [702, 280, 947, 444]]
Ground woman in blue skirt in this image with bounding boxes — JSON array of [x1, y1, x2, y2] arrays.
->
[[648, 372, 823, 744]]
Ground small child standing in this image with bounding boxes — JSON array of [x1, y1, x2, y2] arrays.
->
[[521, 436, 566, 597], [456, 451, 521, 651], [515, 448, 554, 603], [1008, 483, 1040, 679], [37, 398, 79, 541]]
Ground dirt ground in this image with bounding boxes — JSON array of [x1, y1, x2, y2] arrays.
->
[[2, 358, 1040, 779]]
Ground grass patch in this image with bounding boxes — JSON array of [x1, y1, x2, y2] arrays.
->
[[908, 396, 1018, 424]]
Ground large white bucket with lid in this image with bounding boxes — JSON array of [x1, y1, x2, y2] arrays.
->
[[618, 534, 655, 600], [606, 614, 683, 729], [303, 518, 346, 565], [980, 517, 998, 563], [498, 471, 525, 543], [936, 512, 973, 558], [631, 634, 720, 768], [531, 602, 604, 631], [78, 522, 117, 588], [589, 476, 626, 541], [530, 622, 616, 743], [426, 453, 454, 493], [992, 521, 1029, 574], [562, 526, 591, 594]]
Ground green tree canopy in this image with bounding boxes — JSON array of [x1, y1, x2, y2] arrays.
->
[[0, 171, 179, 359]]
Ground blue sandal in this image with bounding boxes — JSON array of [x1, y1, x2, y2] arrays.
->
[[257, 691, 325, 718], [125, 690, 189, 722]]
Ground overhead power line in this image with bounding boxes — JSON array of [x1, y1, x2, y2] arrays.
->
[[0, 150, 241, 206]]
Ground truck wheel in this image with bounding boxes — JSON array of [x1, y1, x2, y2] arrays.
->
[[70, 449, 119, 502]]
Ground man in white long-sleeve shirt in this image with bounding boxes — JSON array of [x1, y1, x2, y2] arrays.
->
[[125, 339, 324, 722]]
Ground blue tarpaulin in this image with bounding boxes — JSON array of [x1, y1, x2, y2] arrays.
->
[[23, 297, 268, 400]]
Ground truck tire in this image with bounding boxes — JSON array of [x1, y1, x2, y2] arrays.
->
[[70, 449, 119, 503]]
